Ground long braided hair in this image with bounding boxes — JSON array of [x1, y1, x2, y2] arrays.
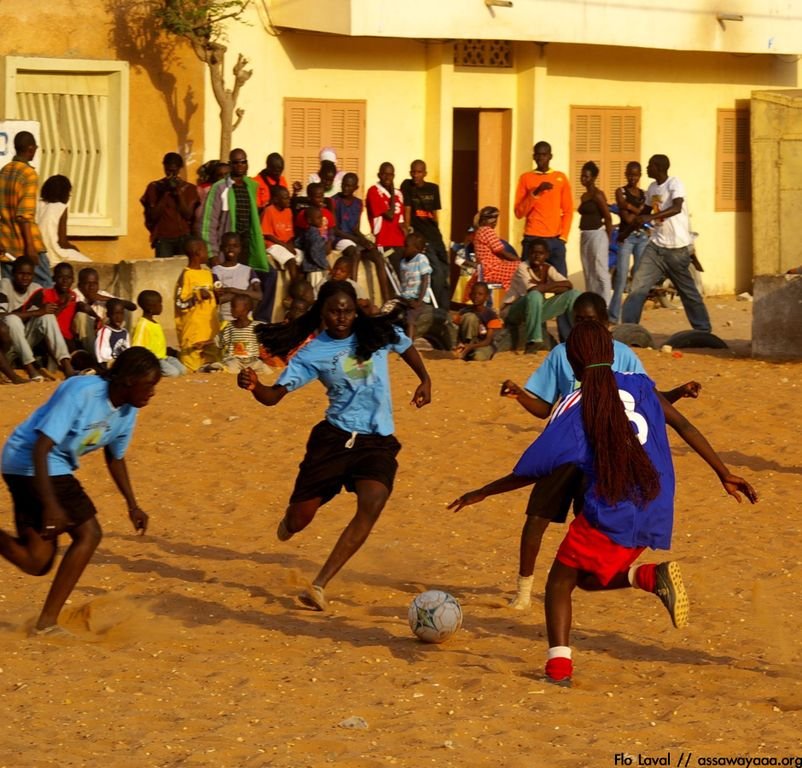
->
[[257, 280, 403, 362], [566, 321, 660, 506]]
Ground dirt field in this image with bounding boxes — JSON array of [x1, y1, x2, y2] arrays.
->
[[1, 295, 801, 768]]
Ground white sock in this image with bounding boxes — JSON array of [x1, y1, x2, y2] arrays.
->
[[517, 574, 534, 593], [547, 645, 572, 660]]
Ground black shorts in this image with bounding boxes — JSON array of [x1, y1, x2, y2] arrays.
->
[[3, 473, 98, 534], [289, 420, 402, 505], [525, 463, 584, 523]]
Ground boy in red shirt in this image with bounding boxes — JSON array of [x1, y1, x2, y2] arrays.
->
[[365, 162, 406, 285], [23, 262, 98, 376]]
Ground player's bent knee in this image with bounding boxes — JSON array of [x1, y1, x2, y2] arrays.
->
[[74, 518, 103, 549], [32, 554, 57, 577]]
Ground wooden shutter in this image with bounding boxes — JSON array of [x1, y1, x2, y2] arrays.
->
[[16, 76, 108, 218], [570, 106, 641, 205], [283, 99, 365, 190], [716, 108, 751, 212]]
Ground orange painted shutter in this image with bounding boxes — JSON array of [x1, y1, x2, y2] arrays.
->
[[283, 99, 365, 190], [571, 106, 641, 205], [716, 108, 751, 212]]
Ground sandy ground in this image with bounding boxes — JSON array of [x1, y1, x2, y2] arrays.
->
[[1, 295, 801, 768]]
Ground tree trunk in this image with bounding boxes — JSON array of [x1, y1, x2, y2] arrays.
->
[[219, 100, 234, 159]]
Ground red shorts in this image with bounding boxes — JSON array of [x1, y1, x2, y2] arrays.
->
[[555, 513, 644, 586]]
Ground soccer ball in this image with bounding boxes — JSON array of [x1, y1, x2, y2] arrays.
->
[[408, 590, 463, 644]]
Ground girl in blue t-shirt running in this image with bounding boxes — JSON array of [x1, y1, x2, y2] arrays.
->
[[0, 347, 161, 636], [449, 321, 756, 686], [238, 280, 431, 611]]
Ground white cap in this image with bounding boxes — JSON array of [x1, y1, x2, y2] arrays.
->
[[319, 146, 337, 163]]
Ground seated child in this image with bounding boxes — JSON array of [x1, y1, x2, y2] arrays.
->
[[332, 172, 391, 302], [329, 254, 374, 314], [73, 267, 136, 359], [0, 256, 55, 381], [450, 281, 507, 361], [212, 231, 263, 323], [297, 206, 332, 294], [23, 261, 100, 377], [294, 182, 335, 234], [174, 237, 219, 372], [398, 231, 433, 339], [94, 298, 130, 368], [262, 186, 302, 282], [131, 290, 186, 377], [210, 294, 267, 373]]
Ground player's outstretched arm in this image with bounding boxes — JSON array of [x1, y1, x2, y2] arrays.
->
[[400, 346, 431, 408], [659, 380, 701, 404], [448, 473, 535, 512], [658, 393, 758, 504], [237, 367, 288, 407], [501, 379, 552, 419]]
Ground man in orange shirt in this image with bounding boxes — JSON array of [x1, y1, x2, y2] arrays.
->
[[514, 141, 573, 277]]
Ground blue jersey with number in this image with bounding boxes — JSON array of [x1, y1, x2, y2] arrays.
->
[[513, 372, 675, 550], [524, 340, 645, 405]]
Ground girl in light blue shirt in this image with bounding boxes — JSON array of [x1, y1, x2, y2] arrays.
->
[[238, 280, 431, 612]]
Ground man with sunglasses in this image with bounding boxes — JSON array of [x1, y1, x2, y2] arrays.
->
[[200, 148, 269, 272]]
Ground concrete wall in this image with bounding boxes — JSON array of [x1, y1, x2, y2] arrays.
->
[[752, 274, 802, 358], [0, 0, 206, 264], [751, 90, 802, 276]]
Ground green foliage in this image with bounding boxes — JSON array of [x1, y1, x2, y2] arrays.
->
[[154, 0, 250, 45]]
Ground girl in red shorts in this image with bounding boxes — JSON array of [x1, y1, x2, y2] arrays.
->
[[450, 321, 757, 685]]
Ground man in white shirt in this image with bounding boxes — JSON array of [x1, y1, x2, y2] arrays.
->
[[621, 155, 711, 332]]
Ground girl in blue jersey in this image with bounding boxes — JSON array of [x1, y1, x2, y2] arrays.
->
[[450, 321, 756, 685], [238, 280, 431, 611], [0, 347, 161, 635]]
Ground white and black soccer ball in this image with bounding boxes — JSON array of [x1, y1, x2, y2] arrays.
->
[[408, 590, 463, 644]]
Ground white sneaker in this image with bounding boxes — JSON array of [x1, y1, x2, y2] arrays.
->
[[508, 575, 534, 610]]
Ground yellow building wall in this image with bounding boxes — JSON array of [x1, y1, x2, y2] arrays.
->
[[0, 0, 205, 263], [204, 14, 429, 190], [214, 6, 802, 294], [528, 44, 798, 293]]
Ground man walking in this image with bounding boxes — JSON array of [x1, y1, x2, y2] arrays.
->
[[621, 154, 711, 332], [514, 141, 573, 276]]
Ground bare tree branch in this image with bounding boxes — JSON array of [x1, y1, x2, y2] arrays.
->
[[152, 0, 252, 157]]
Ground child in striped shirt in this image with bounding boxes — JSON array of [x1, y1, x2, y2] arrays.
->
[[214, 294, 267, 373]]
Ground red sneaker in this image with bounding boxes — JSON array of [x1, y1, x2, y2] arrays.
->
[[545, 656, 573, 687]]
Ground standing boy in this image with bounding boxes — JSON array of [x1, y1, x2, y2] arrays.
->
[[401, 160, 449, 307], [365, 163, 406, 278], [332, 172, 392, 303], [513, 141, 573, 275]]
